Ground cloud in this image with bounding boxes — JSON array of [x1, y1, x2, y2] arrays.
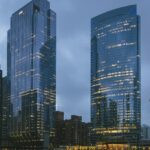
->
[[0, 0, 150, 124], [0, 25, 8, 74], [141, 64, 150, 125], [56, 31, 90, 121]]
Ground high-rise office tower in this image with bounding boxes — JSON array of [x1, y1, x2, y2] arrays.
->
[[7, 0, 56, 149], [91, 5, 141, 144]]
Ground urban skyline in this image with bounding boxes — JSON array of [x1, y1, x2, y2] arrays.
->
[[0, 0, 150, 125], [0, 0, 150, 149]]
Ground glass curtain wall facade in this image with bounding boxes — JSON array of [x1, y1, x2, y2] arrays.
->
[[7, 0, 56, 148], [91, 5, 141, 144]]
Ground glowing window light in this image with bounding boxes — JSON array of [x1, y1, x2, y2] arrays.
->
[[18, 10, 24, 15]]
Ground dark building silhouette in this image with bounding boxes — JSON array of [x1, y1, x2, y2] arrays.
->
[[55, 111, 91, 148], [0, 69, 3, 147], [91, 5, 141, 144], [55, 111, 65, 147], [55, 111, 64, 122], [142, 125, 150, 140], [7, 0, 56, 149], [1, 76, 10, 147], [0, 71, 10, 148]]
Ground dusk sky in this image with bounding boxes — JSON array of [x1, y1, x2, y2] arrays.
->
[[0, 0, 149, 124]]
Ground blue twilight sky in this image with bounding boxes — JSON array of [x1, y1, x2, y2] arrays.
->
[[0, 0, 150, 124]]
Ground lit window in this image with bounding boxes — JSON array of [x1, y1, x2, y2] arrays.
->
[[19, 10, 24, 15]]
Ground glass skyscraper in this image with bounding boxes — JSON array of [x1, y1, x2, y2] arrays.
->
[[91, 5, 141, 144], [7, 0, 56, 148]]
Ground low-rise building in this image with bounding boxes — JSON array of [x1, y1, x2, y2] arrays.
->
[[55, 111, 91, 148], [142, 124, 150, 140]]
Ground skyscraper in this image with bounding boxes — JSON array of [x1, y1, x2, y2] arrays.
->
[[7, 0, 56, 149], [91, 5, 141, 144]]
